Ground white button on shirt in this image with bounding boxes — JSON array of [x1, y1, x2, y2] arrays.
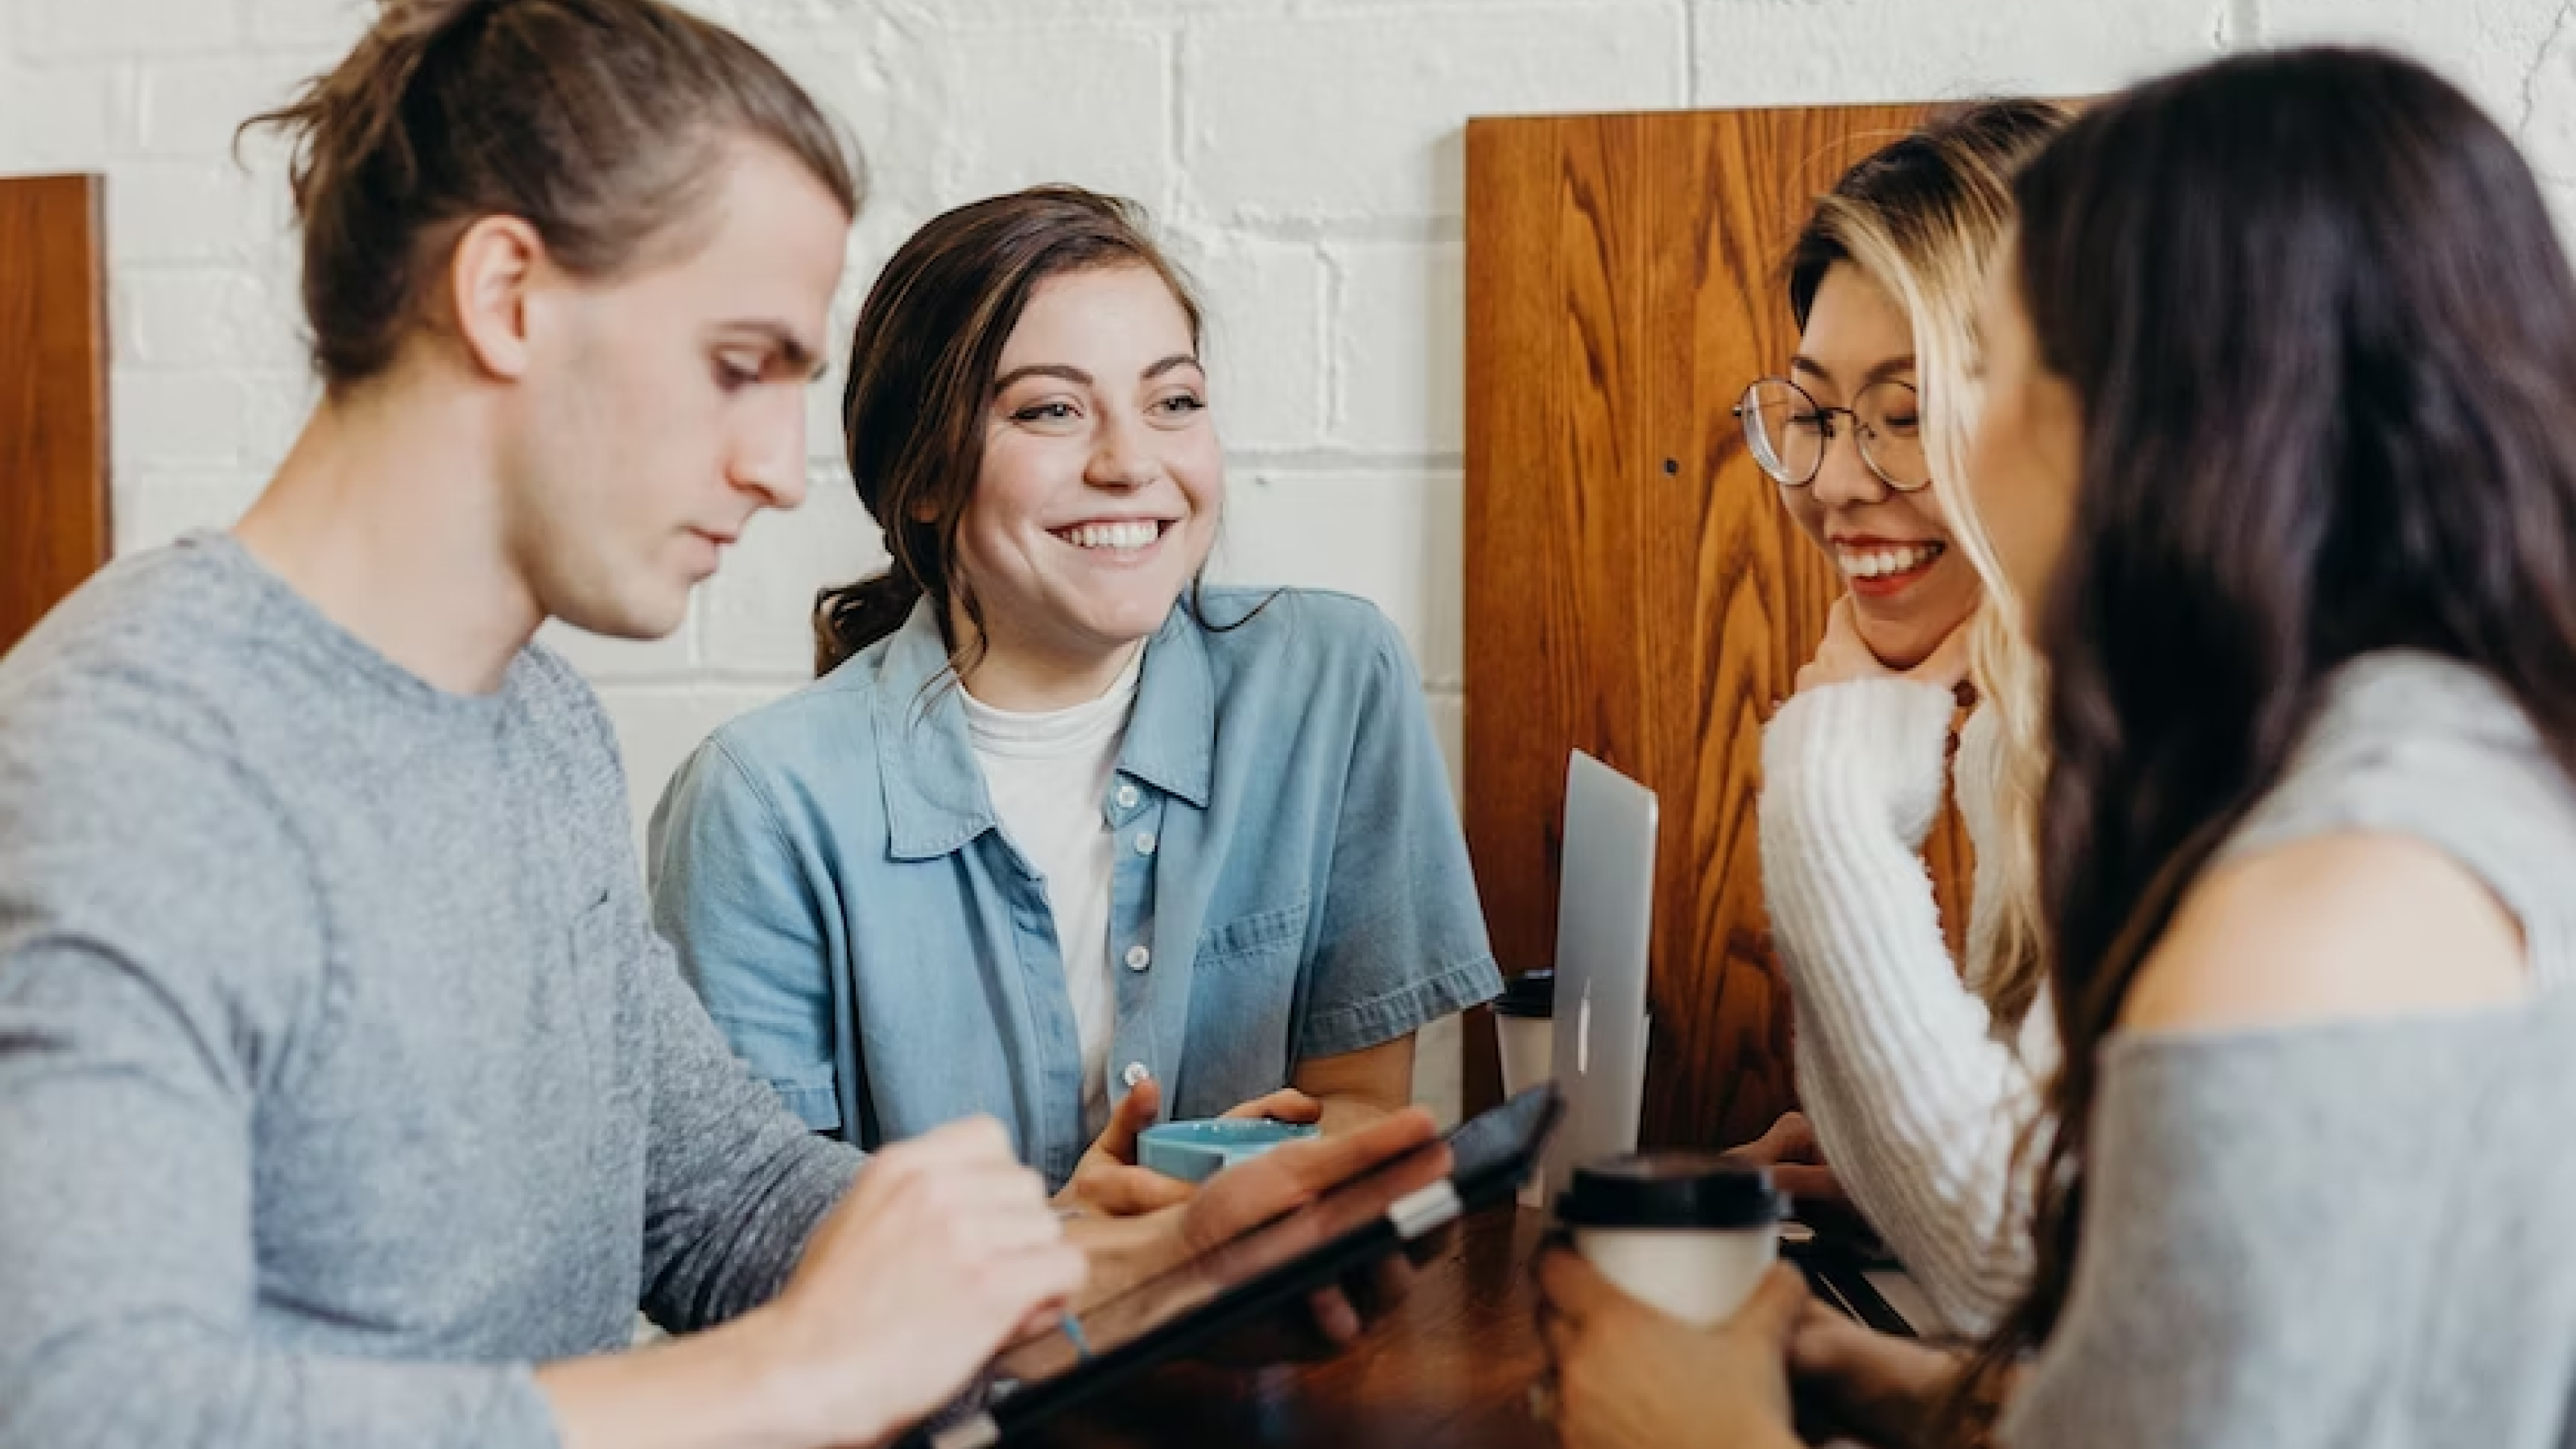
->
[[1115, 783, 1140, 810], [1121, 1061, 1152, 1089], [1125, 944, 1152, 972], [1134, 831, 1157, 856]]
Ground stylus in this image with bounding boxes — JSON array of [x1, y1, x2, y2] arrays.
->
[[1060, 1310, 1094, 1362]]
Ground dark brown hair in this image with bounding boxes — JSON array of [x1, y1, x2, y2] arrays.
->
[[242, 0, 860, 390], [1955, 47, 2576, 1435], [814, 185, 1206, 677]]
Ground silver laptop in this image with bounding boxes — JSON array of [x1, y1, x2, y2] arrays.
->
[[1537, 749, 1658, 1206]]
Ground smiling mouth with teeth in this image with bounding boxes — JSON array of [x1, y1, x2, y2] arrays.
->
[[1837, 540, 1946, 580], [1057, 520, 1166, 552]]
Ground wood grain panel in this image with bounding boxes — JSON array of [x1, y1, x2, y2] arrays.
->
[[0, 175, 111, 656], [1465, 105, 1975, 1151]]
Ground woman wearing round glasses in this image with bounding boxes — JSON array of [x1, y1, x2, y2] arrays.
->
[[1715, 100, 2068, 1339], [1738, 350, 1969, 667]]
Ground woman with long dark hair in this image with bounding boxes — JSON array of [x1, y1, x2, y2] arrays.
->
[[1537, 45, 2576, 1448]]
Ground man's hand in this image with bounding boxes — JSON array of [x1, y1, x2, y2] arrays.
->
[[1189, 1105, 1448, 1360], [1175, 1104, 1438, 1259], [1054, 1081, 1326, 1219], [753, 1117, 1087, 1448], [1535, 1249, 1810, 1449], [1069, 1107, 1447, 1361]]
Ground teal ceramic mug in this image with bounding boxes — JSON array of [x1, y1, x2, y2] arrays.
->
[[1137, 1118, 1323, 1183]]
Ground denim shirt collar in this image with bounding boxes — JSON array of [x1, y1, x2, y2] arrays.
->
[[873, 597, 1215, 861]]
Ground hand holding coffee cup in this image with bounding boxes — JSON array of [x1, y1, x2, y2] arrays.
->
[[1530, 1245, 1810, 1446], [1554, 1152, 1788, 1327]]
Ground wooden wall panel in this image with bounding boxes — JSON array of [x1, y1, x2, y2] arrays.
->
[[0, 175, 112, 657], [1465, 105, 1975, 1152]]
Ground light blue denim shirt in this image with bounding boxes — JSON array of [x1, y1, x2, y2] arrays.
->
[[646, 586, 1501, 1187]]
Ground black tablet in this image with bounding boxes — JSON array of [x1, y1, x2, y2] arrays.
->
[[911, 1084, 1563, 1448]]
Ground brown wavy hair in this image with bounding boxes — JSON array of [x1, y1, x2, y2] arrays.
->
[[242, 0, 859, 391], [1951, 47, 2576, 1438], [812, 186, 1207, 677]]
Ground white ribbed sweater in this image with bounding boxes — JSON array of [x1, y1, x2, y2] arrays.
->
[[1758, 679, 2052, 1335]]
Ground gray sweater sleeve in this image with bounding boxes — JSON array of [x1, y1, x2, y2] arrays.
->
[[630, 920, 863, 1332], [0, 718, 560, 1449], [547, 659, 865, 1334], [1999, 1018, 2552, 1449], [2004, 653, 2576, 1448]]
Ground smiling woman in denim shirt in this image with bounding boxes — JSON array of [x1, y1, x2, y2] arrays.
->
[[648, 186, 1501, 1211]]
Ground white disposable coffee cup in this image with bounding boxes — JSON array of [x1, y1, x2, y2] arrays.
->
[[1557, 1154, 1786, 1327], [1497, 1016, 1553, 1097], [1493, 971, 1556, 1207]]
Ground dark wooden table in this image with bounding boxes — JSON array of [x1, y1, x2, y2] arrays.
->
[[1028, 1205, 1556, 1448]]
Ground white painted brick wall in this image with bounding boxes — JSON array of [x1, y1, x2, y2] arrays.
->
[[0, 60, 129, 168], [136, 53, 336, 155], [1182, 2, 1688, 222], [242, 0, 369, 50], [1170, 229, 1329, 452], [930, 19, 1173, 206], [696, 467, 884, 682], [7, 0, 2571, 1125], [1690, 0, 2232, 104], [1210, 469, 1465, 687], [1331, 237, 1463, 456], [19, 0, 240, 58]]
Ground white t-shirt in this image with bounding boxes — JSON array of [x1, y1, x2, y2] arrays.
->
[[960, 652, 1144, 1138]]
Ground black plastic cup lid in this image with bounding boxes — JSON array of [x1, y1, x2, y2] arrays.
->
[[1494, 968, 1555, 1018], [1554, 1152, 1785, 1229]]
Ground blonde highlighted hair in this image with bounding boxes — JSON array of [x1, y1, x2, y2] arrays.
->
[[1784, 100, 2070, 1030]]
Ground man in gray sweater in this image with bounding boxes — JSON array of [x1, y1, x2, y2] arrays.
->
[[0, 5, 1434, 1447]]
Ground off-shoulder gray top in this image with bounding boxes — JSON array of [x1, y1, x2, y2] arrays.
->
[[2002, 651, 2576, 1447]]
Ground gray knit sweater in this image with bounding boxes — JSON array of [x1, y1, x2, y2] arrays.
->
[[2002, 652, 2576, 1447], [0, 535, 862, 1448]]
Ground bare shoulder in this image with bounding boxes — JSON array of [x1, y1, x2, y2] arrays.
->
[[2119, 832, 2527, 1035]]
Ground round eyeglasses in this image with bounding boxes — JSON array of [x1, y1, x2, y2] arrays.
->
[[1732, 377, 1930, 491]]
